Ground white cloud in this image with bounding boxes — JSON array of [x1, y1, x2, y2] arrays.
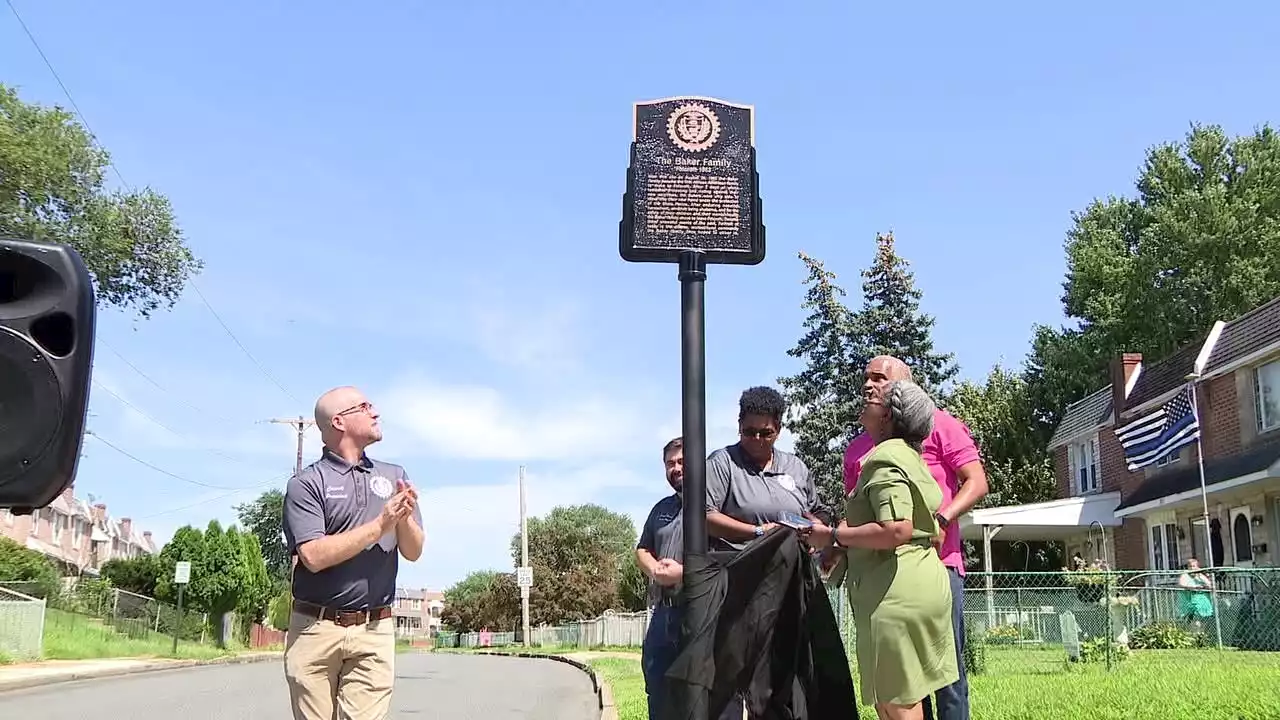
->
[[380, 375, 661, 462]]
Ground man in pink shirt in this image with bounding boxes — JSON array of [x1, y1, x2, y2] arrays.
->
[[843, 356, 989, 720]]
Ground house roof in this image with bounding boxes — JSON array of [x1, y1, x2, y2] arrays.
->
[[1205, 295, 1280, 373], [1115, 438, 1280, 511], [1048, 386, 1114, 448], [1124, 339, 1205, 409], [1048, 293, 1280, 447]]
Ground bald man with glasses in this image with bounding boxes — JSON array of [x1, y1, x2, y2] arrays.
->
[[283, 386, 424, 720]]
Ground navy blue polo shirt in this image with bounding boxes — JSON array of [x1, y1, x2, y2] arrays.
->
[[283, 449, 422, 611]]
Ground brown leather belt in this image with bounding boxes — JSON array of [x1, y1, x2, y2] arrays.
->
[[294, 599, 392, 627]]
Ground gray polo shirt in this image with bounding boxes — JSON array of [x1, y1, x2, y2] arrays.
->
[[705, 443, 817, 550], [636, 493, 684, 606], [283, 449, 422, 611]]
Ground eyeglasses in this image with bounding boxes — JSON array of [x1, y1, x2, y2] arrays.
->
[[741, 427, 777, 440], [336, 401, 374, 417]]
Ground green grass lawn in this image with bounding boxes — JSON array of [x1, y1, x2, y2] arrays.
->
[[35, 608, 248, 662], [588, 647, 1280, 720]]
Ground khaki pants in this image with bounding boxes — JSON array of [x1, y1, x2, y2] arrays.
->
[[284, 609, 396, 720]]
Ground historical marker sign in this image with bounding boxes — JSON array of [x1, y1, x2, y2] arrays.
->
[[173, 561, 191, 585], [619, 97, 765, 265]]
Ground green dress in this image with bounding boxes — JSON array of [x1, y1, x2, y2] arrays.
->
[[842, 438, 959, 707]]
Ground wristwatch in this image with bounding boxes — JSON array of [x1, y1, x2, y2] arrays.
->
[[935, 513, 951, 530], [753, 525, 765, 537]]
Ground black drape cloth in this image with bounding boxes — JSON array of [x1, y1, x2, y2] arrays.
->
[[663, 528, 856, 720]]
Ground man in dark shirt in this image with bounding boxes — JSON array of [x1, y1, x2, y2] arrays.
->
[[637, 438, 742, 720], [283, 386, 424, 720]]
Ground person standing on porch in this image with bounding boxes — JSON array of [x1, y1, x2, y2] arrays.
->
[[843, 356, 990, 720]]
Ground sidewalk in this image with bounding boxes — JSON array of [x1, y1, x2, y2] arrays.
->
[[0, 651, 281, 693]]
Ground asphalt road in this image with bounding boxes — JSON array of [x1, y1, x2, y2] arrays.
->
[[0, 653, 600, 720]]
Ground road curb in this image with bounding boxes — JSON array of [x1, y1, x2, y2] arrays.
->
[[0, 651, 282, 694], [472, 651, 616, 720]]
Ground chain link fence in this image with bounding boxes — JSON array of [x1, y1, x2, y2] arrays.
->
[[436, 610, 651, 649], [0, 578, 275, 660], [827, 567, 1280, 675], [0, 584, 46, 661]]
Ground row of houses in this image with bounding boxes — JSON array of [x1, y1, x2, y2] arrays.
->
[[0, 485, 157, 574], [960, 294, 1280, 575], [392, 587, 446, 637]]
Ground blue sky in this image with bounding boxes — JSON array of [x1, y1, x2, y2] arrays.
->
[[5, 1, 1279, 591]]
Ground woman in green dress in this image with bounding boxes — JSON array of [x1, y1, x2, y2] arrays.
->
[[832, 379, 959, 720]]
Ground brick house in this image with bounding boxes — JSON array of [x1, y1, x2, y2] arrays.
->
[[0, 486, 156, 575], [960, 294, 1280, 573], [392, 587, 445, 637]]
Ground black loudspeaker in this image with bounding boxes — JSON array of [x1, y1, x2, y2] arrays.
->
[[0, 238, 95, 512]]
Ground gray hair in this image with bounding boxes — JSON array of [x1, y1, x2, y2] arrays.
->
[[886, 380, 935, 450]]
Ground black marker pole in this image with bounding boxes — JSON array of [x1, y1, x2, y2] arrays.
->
[[679, 250, 709, 559]]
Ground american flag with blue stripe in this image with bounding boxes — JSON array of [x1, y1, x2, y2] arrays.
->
[[1115, 384, 1200, 471]]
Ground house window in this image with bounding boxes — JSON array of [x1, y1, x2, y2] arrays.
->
[[1069, 435, 1100, 494], [1257, 360, 1280, 433], [1155, 449, 1181, 467], [1150, 522, 1182, 571], [52, 514, 64, 544], [29, 511, 40, 537]]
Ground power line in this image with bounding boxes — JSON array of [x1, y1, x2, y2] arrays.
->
[[91, 379, 261, 468], [134, 476, 288, 521], [97, 338, 238, 424], [4, 0, 303, 407], [84, 432, 259, 491]]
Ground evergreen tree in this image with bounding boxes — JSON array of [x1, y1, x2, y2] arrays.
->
[[778, 252, 868, 511], [859, 232, 958, 397]]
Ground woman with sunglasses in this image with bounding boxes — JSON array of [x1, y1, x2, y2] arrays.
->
[[705, 386, 833, 552]]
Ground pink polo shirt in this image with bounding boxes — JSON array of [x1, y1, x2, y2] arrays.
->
[[842, 408, 980, 576]]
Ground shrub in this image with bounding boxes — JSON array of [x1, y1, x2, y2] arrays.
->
[[963, 622, 986, 676], [1078, 636, 1129, 664], [1129, 621, 1202, 650], [0, 537, 61, 598]]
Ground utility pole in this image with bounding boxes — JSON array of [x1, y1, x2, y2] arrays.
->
[[262, 416, 316, 581], [519, 465, 531, 647], [264, 416, 316, 476]]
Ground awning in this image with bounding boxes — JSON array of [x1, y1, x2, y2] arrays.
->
[[959, 491, 1123, 542], [1114, 440, 1280, 516]]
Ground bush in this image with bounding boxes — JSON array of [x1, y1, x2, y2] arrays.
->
[[1078, 636, 1129, 664], [0, 537, 61, 598], [268, 590, 292, 631], [1129, 621, 1202, 650], [963, 622, 986, 676]]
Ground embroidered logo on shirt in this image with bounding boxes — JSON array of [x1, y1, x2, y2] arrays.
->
[[775, 474, 797, 492], [324, 485, 348, 500], [369, 475, 394, 499]]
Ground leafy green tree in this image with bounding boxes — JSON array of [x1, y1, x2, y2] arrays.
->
[[154, 525, 204, 606], [778, 252, 868, 510], [858, 232, 958, 397], [946, 365, 1055, 507], [236, 531, 273, 623], [0, 84, 201, 316], [100, 554, 163, 597], [440, 570, 520, 633], [509, 504, 637, 624], [1026, 123, 1280, 427], [0, 537, 60, 598], [234, 490, 289, 584], [617, 551, 648, 613]]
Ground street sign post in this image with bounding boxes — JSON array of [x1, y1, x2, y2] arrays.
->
[[618, 95, 765, 570], [172, 561, 191, 655]]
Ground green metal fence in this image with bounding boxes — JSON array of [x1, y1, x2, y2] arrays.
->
[[828, 567, 1280, 675]]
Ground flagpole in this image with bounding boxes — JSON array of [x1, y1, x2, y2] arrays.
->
[[1185, 372, 1223, 649]]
